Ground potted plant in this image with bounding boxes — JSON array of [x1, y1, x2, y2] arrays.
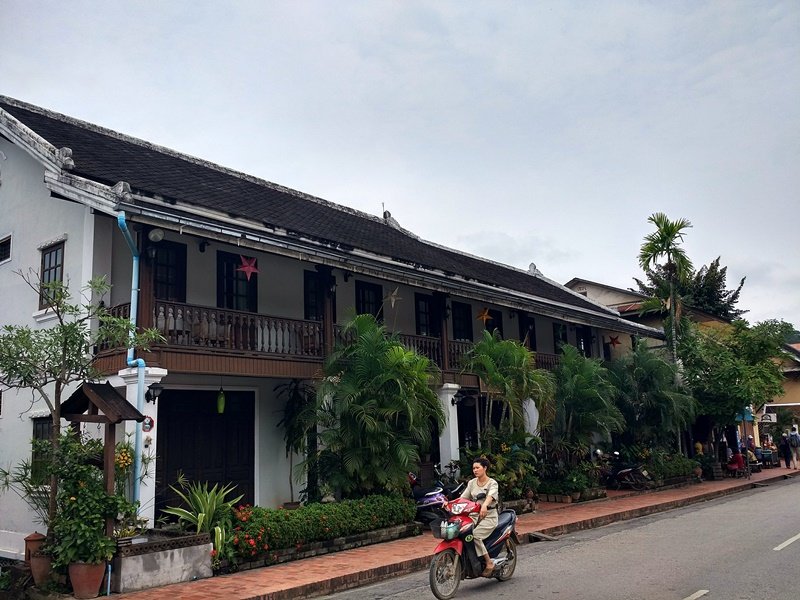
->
[[48, 432, 132, 599]]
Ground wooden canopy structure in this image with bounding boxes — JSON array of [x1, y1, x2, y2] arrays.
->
[[62, 382, 144, 534]]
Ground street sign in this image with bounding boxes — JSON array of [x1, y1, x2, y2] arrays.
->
[[760, 413, 777, 423]]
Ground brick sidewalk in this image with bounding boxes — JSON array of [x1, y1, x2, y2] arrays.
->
[[117, 467, 798, 600]]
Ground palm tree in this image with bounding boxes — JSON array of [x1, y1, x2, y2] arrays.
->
[[608, 338, 696, 448], [310, 314, 446, 498], [638, 213, 693, 364], [464, 330, 554, 449], [551, 345, 623, 466]]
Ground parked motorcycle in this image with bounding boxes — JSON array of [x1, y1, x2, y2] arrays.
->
[[408, 466, 466, 524], [428, 494, 520, 600], [598, 451, 652, 491]]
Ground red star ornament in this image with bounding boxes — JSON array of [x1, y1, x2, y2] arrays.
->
[[608, 335, 621, 347], [476, 308, 492, 325], [236, 255, 259, 281]]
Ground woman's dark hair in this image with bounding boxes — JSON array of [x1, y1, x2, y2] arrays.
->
[[473, 457, 491, 470]]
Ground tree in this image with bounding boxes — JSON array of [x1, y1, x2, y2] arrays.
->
[[608, 338, 696, 448], [638, 213, 693, 362], [550, 345, 623, 466], [0, 271, 161, 531], [678, 319, 790, 427], [633, 257, 746, 321], [310, 314, 446, 498], [464, 330, 555, 449]]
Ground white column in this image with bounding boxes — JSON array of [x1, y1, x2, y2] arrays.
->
[[524, 398, 540, 435], [437, 383, 461, 468], [118, 366, 168, 524]]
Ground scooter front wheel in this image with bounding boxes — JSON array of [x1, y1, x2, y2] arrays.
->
[[496, 538, 517, 581], [429, 548, 462, 600]]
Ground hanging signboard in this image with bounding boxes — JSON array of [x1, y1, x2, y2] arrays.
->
[[760, 413, 777, 423]]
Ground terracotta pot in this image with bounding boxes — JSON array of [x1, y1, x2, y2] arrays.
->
[[30, 553, 53, 588], [69, 562, 106, 599]]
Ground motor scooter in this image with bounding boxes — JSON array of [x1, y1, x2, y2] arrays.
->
[[408, 469, 466, 524], [428, 494, 520, 600], [598, 451, 652, 491]]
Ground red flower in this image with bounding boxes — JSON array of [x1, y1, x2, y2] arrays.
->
[[210, 549, 218, 557], [248, 539, 256, 547]]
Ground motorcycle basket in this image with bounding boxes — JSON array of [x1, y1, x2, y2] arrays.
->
[[430, 519, 460, 540]]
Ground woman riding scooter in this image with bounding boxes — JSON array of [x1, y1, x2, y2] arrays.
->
[[460, 457, 499, 577]]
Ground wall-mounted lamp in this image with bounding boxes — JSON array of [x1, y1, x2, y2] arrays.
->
[[146, 245, 158, 261], [147, 228, 165, 243], [145, 382, 164, 404], [328, 276, 337, 295], [451, 390, 477, 407], [198, 240, 210, 253], [342, 271, 352, 282]]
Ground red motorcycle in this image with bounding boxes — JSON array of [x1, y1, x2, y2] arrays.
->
[[428, 495, 520, 599]]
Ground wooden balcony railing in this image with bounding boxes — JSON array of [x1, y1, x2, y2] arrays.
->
[[534, 352, 560, 371], [397, 333, 442, 366], [107, 302, 323, 358], [105, 301, 561, 371]]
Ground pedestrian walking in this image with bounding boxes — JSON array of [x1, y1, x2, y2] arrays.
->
[[779, 433, 792, 468], [789, 426, 800, 470]]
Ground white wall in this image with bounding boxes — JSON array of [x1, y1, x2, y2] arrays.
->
[[0, 136, 97, 557]]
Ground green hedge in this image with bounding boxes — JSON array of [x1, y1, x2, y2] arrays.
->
[[230, 495, 416, 560]]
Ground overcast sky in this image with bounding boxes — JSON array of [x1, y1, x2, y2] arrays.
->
[[2, 1, 798, 327]]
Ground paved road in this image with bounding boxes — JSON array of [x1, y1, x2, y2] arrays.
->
[[326, 477, 800, 600]]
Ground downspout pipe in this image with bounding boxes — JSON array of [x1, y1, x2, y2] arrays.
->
[[117, 212, 147, 508]]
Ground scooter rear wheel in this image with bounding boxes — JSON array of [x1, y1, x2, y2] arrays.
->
[[429, 549, 462, 600], [496, 538, 517, 581]]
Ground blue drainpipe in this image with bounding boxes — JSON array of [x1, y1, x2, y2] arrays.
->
[[117, 212, 147, 508]]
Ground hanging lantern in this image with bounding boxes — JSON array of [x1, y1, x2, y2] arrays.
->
[[217, 387, 226, 414]]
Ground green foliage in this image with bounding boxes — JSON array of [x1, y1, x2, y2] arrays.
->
[[679, 320, 790, 425], [459, 438, 540, 500], [275, 379, 317, 502], [551, 345, 623, 463], [0, 566, 9, 591], [638, 213, 693, 357], [229, 495, 416, 561], [464, 330, 555, 448], [310, 314, 445, 498], [48, 432, 135, 568], [644, 449, 699, 480], [634, 257, 746, 322], [162, 474, 243, 535], [608, 339, 696, 447]]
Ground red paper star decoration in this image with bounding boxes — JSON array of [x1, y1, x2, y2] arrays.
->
[[476, 308, 492, 324], [236, 255, 259, 281], [608, 335, 621, 348]]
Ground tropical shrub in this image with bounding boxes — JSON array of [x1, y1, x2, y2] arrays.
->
[[550, 345, 623, 465], [310, 314, 445, 498]]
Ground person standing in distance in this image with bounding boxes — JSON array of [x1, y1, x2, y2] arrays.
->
[[789, 426, 800, 469]]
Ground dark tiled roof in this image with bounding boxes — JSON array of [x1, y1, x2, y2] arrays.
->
[[1, 98, 611, 314]]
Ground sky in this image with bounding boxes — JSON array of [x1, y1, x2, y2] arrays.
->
[[2, 1, 798, 327]]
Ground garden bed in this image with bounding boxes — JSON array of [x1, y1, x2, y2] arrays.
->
[[229, 522, 420, 572]]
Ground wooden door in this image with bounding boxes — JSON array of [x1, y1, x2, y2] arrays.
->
[[155, 389, 255, 517]]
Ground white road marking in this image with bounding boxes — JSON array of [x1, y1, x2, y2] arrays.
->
[[682, 591, 709, 600], [773, 531, 800, 551]]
